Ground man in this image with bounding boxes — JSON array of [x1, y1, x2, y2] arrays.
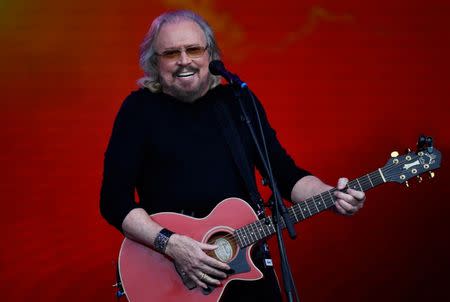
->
[[100, 10, 365, 301]]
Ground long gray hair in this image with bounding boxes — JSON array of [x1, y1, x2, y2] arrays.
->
[[137, 10, 222, 92]]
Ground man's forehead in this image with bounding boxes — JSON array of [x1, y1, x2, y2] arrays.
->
[[156, 20, 206, 50]]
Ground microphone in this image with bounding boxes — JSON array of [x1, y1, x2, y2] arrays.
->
[[209, 60, 247, 88]]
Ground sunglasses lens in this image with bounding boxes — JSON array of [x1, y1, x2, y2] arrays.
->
[[161, 49, 182, 60], [186, 46, 206, 57]]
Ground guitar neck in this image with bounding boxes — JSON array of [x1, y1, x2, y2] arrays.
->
[[234, 169, 386, 247]]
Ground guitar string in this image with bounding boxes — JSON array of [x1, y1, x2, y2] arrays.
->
[[206, 159, 426, 249], [206, 172, 415, 250], [204, 156, 431, 251]]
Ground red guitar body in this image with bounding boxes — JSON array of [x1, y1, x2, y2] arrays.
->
[[118, 198, 263, 302]]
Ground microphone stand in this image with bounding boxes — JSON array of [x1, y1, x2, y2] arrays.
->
[[228, 79, 300, 302]]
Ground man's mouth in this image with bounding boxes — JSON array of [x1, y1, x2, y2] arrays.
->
[[174, 66, 199, 79], [175, 71, 196, 78]]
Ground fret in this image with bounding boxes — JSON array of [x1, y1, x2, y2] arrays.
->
[[267, 218, 276, 235], [290, 206, 299, 222], [263, 223, 270, 237], [304, 199, 312, 216], [366, 174, 374, 187], [235, 229, 245, 247], [248, 223, 258, 242], [355, 178, 363, 191], [311, 195, 320, 212], [373, 170, 385, 186], [300, 201, 311, 217], [236, 228, 247, 246], [234, 229, 241, 247], [251, 224, 259, 242], [296, 203, 306, 220], [241, 227, 250, 246], [255, 223, 262, 241], [320, 192, 332, 208], [318, 194, 327, 210], [348, 180, 359, 191], [258, 220, 267, 237], [327, 190, 335, 205], [247, 223, 255, 243]]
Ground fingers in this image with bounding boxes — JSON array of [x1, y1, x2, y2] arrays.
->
[[333, 199, 348, 215], [335, 198, 358, 215], [334, 191, 364, 215], [334, 190, 364, 207], [183, 268, 224, 289], [199, 263, 228, 279], [198, 242, 230, 270], [190, 271, 221, 289], [347, 188, 365, 202], [188, 266, 225, 289], [202, 253, 230, 271], [198, 241, 218, 251], [334, 177, 366, 215], [171, 235, 230, 289], [189, 272, 208, 289]]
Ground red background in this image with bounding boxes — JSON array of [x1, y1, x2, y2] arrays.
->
[[1, 0, 449, 301]]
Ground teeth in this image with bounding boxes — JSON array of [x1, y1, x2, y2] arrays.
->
[[176, 72, 195, 77]]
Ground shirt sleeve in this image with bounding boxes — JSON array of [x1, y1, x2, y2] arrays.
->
[[99, 92, 146, 232], [247, 92, 312, 201]]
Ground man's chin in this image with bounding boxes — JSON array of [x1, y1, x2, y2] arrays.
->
[[165, 87, 203, 103], [163, 82, 210, 103]]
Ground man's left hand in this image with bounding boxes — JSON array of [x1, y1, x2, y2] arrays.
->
[[333, 177, 366, 215]]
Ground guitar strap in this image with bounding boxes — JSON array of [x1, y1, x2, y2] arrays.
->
[[213, 97, 266, 217], [213, 96, 278, 274]]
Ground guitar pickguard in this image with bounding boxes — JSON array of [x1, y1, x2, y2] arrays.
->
[[202, 246, 250, 295]]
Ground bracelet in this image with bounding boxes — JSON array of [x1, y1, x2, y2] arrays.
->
[[154, 228, 174, 253]]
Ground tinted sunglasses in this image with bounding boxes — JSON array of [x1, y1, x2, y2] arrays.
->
[[156, 45, 208, 61]]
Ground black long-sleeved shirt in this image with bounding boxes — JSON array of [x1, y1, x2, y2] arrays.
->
[[100, 85, 310, 231]]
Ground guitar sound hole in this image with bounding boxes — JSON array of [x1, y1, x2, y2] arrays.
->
[[206, 231, 238, 263]]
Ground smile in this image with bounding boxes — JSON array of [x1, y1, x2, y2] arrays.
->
[[175, 72, 196, 78]]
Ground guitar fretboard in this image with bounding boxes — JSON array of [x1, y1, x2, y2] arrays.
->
[[234, 169, 385, 247]]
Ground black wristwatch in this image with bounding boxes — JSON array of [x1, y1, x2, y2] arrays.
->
[[154, 228, 174, 253]]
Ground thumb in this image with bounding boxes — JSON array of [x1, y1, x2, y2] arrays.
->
[[198, 242, 218, 251], [337, 177, 348, 190]]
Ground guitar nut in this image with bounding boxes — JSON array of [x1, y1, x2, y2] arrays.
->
[[424, 164, 429, 169], [400, 175, 406, 180], [411, 169, 417, 174]]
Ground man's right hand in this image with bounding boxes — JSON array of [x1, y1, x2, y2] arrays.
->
[[165, 234, 231, 289]]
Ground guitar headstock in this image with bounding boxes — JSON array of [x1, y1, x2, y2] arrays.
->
[[382, 135, 441, 185]]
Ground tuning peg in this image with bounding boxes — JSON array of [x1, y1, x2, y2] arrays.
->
[[391, 151, 399, 158], [417, 135, 427, 150], [405, 181, 410, 188], [429, 171, 435, 179], [416, 176, 423, 183]]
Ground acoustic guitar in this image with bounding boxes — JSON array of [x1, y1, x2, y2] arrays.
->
[[117, 140, 441, 302]]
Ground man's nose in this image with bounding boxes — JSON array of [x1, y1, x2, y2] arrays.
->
[[177, 50, 192, 65]]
